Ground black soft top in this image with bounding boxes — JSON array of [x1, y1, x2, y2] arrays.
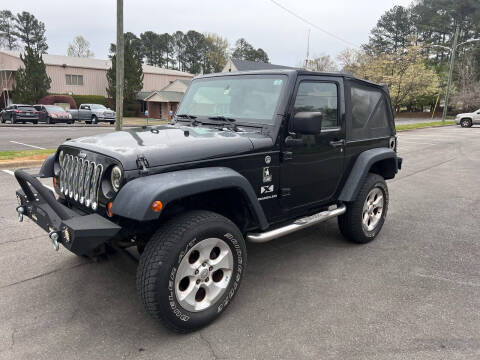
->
[[196, 69, 387, 90]]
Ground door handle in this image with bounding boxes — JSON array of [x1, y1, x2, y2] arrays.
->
[[329, 139, 345, 148]]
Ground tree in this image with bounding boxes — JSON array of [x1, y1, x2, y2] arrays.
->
[[159, 33, 174, 69], [14, 11, 48, 53], [304, 55, 338, 72], [125, 32, 143, 61], [364, 5, 414, 55], [182, 30, 206, 74], [204, 33, 229, 73], [172, 31, 185, 71], [232, 38, 270, 63], [451, 52, 480, 111], [140, 31, 160, 66], [107, 34, 144, 114], [67, 35, 94, 57], [0, 10, 18, 50], [13, 47, 51, 103]]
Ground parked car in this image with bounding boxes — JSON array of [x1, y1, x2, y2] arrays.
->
[[455, 109, 480, 127], [1, 104, 39, 124], [69, 104, 115, 124], [34, 104, 74, 124], [14, 69, 402, 332]]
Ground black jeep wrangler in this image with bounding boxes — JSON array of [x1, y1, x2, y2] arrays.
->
[[14, 69, 402, 332]]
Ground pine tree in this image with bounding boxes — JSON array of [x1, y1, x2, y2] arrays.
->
[[13, 47, 51, 103], [107, 35, 144, 116]]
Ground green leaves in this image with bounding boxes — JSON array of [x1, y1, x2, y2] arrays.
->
[[13, 47, 51, 104]]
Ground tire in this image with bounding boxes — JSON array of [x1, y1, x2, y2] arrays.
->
[[110, 121, 115, 125], [11, 114, 16, 124], [137, 210, 247, 333], [338, 173, 389, 244], [1, 116, 5, 124], [460, 118, 472, 128], [46, 117, 51, 124], [33, 120, 38, 125], [91, 115, 97, 124]]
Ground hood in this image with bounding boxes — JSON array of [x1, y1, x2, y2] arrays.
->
[[62, 125, 273, 170]]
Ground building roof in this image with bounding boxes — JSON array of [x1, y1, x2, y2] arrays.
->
[[144, 91, 185, 103], [227, 58, 295, 72], [0, 50, 194, 77]]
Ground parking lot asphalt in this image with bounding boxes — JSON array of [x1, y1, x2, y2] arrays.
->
[[1, 125, 480, 359]]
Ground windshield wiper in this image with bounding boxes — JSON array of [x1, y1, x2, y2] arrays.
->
[[208, 116, 236, 123]]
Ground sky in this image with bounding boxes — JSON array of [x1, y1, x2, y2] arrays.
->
[[3, 0, 412, 67]]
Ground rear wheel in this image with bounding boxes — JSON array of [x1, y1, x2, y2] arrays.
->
[[338, 173, 388, 244], [460, 118, 472, 128], [11, 114, 16, 124], [137, 210, 247, 332], [91, 115, 97, 124]]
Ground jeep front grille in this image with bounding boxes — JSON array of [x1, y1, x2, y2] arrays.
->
[[59, 154, 103, 210]]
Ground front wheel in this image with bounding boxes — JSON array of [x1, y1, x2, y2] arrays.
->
[[91, 115, 97, 124], [460, 118, 472, 128], [136, 210, 247, 332], [338, 173, 389, 244]]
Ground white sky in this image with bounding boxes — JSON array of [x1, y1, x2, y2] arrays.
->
[[3, 0, 412, 66]]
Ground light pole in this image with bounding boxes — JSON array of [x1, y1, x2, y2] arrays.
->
[[432, 27, 480, 123], [115, 0, 124, 131]]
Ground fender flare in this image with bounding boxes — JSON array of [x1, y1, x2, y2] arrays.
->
[[338, 148, 399, 202], [111, 167, 269, 230], [39, 154, 55, 178]]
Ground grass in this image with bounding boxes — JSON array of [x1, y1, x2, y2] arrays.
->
[[0, 149, 55, 162], [396, 120, 455, 131]]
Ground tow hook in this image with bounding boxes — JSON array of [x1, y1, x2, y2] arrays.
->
[[16, 206, 25, 222], [49, 231, 60, 251]]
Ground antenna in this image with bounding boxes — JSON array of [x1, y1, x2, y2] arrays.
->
[[305, 29, 311, 69]]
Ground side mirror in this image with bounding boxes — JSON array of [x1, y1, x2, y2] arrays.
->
[[292, 112, 323, 135]]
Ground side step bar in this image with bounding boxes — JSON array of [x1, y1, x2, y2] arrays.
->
[[247, 204, 346, 243]]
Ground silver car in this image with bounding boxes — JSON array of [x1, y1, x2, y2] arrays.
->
[[456, 109, 480, 127]]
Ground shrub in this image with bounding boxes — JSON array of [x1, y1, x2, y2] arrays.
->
[[38, 95, 77, 109], [70, 95, 109, 108], [124, 101, 140, 117]]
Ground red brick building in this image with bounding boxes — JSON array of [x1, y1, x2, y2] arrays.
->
[[145, 79, 191, 119]]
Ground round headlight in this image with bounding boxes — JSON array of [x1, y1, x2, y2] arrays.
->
[[111, 166, 123, 192], [58, 150, 64, 166]]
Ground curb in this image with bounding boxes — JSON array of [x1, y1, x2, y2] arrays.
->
[[0, 160, 46, 170], [396, 124, 456, 132]]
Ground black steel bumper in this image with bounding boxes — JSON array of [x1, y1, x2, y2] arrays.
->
[[14, 170, 121, 255]]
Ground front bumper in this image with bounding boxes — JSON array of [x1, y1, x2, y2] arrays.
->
[[14, 170, 121, 255]]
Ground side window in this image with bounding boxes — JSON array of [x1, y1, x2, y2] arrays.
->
[[293, 82, 338, 129], [350, 83, 391, 140]]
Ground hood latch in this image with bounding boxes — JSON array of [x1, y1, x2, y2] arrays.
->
[[136, 154, 150, 176]]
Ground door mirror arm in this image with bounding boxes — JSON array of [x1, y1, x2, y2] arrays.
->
[[285, 134, 304, 147]]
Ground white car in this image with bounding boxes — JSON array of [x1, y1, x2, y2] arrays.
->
[[456, 109, 480, 127]]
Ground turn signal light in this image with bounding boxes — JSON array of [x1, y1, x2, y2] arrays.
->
[[107, 202, 114, 217], [152, 200, 163, 212]]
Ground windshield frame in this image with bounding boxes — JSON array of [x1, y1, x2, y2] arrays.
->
[[176, 74, 289, 127]]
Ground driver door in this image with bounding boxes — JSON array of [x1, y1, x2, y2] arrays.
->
[[280, 77, 345, 211]]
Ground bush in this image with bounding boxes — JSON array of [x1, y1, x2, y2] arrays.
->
[[124, 101, 140, 117], [70, 95, 108, 109], [38, 95, 77, 109]]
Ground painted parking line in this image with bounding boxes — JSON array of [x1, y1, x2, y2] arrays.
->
[[9, 141, 46, 150], [1, 169, 54, 192]]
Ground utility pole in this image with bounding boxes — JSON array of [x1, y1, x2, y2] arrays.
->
[[441, 25, 459, 124], [304, 29, 310, 70], [115, 0, 124, 131]]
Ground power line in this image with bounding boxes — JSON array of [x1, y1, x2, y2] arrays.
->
[[267, 0, 359, 48]]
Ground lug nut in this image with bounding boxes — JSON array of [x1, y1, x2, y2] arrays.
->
[[196, 279, 201, 285], [202, 263, 207, 267], [195, 269, 199, 275], [209, 266, 213, 271], [205, 277, 209, 282]]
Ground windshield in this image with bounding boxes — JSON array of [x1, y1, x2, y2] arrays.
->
[[18, 106, 35, 111], [91, 104, 106, 110], [177, 75, 287, 125], [45, 105, 65, 112]]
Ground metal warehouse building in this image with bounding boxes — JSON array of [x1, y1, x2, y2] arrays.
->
[[0, 50, 194, 108]]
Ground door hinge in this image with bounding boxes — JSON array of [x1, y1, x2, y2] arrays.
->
[[136, 155, 150, 176], [280, 188, 291, 197], [281, 151, 293, 161]]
